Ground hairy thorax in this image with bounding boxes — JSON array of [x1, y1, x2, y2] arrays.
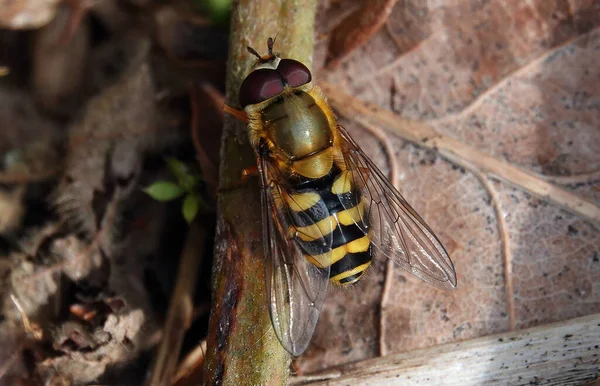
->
[[262, 90, 335, 179]]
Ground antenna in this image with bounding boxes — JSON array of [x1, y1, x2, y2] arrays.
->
[[247, 46, 262, 60], [267, 37, 274, 56], [247, 37, 278, 62]]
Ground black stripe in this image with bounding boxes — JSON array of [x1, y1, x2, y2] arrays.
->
[[289, 166, 361, 224], [288, 199, 329, 227], [291, 164, 339, 189], [338, 273, 362, 284], [287, 165, 341, 225], [288, 160, 368, 258], [297, 222, 367, 255], [329, 246, 372, 279], [331, 222, 366, 249], [289, 189, 359, 226]]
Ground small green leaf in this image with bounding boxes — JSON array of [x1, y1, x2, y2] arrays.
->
[[182, 193, 201, 223], [181, 175, 200, 192], [194, 0, 231, 24], [166, 156, 188, 180], [143, 181, 185, 201], [166, 157, 199, 192]]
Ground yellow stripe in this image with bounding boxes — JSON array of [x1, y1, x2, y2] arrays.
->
[[307, 235, 370, 267], [330, 261, 371, 285], [295, 216, 336, 242], [293, 148, 334, 179], [347, 235, 370, 253], [307, 244, 347, 268], [284, 191, 320, 212], [337, 201, 365, 226], [305, 254, 325, 268], [306, 234, 370, 267], [331, 171, 353, 195]]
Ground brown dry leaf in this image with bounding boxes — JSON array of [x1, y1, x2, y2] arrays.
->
[[0, 88, 63, 179], [55, 38, 155, 235], [0, 0, 60, 29], [299, 0, 600, 372], [326, 0, 398, 68], [32, 5, 89, 117]]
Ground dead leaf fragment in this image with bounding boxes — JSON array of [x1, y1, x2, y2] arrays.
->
[[0, 187, 25, 234], [0, 0, 60, 29], [326, 0, 398, 68], [32, 5, 89, 117], [154, 5, 228, 64], [55, 39, 155, 235]]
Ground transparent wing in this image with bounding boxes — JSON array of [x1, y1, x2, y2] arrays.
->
[[257, 151, 330, 356], [337, 126, 457, 290]]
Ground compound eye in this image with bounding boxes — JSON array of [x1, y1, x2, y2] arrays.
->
[[239, 69, 284, 107], [277, 59, 312, 87]]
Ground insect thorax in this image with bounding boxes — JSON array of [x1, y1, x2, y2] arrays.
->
[[262, 90, 333, 159]]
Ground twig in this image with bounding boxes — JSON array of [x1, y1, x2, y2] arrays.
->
[[468, 169, 516, 330], [172, 340, 207, 386], [539, 169, 600, 186], [202, 2, 318, 385], [10, 294, 43, 340], [189, 83, 219, 201], [146, 222, 206, 386], [0, 169, 61, 183], [57, 0, 97, 46], [320, 82, 600, 224], [289, 371, 342, 385], [298, 313, 600, 385]]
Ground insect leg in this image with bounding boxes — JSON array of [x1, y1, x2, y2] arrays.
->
[[217, 166, 260, 194], [241, 165, 259, 181], [222, 104, 249, 123]]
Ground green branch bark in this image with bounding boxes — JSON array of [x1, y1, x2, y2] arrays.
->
[[203, 2, 317, 385]]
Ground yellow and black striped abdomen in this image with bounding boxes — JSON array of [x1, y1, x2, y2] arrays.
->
[[284, 166, 372, 285]]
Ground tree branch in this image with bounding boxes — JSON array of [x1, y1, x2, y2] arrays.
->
[[203, 1, 317, 385]]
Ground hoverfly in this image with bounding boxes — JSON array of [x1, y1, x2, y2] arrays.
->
[[231, 38, 457, 356]]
